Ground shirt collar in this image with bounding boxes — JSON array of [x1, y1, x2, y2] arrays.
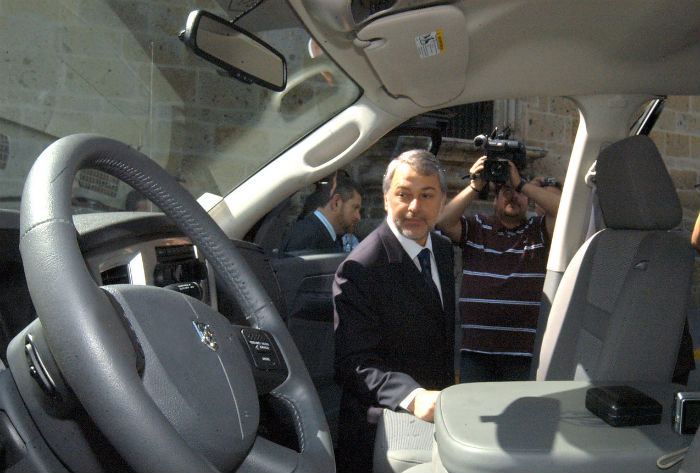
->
[[314, 210, 337, 241], [385, 215, 433, 261]]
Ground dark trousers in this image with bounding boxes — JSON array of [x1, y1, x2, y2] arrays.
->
[[460, 351, 532, 382], [335, 391, 377, 473]]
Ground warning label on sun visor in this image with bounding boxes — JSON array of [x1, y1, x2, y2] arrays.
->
[[415, 30, 445, 58]]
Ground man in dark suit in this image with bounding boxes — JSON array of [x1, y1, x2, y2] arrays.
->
[[333, 150, 456, 473], [281, 173, 362, 253]]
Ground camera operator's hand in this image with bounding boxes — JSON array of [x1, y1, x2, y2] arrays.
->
[[507, 160, 524, 190], [469, 156, 488, 192]]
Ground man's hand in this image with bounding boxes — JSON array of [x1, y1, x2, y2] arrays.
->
[[507, 160, 523, 189], [408, 390, 441, 422], [469, 156, 488, 192], [692, 212, 700, 250]]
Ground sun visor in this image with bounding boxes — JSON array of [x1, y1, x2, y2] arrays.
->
[[356, 5, 468, 108]]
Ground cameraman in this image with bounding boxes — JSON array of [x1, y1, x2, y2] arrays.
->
[[436, 155, 560, 382]]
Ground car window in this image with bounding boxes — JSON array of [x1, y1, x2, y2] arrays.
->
[[256, 100, 571, 256], [265, 129, 442, 256], [0, 0, 360, 213]]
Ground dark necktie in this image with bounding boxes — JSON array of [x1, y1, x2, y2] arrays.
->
[[418, 248, 441, 305]]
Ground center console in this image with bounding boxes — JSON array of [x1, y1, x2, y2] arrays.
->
[[432, 381, 694, 473]]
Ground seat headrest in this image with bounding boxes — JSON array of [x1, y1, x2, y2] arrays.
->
[[596, 135, 681, 230]]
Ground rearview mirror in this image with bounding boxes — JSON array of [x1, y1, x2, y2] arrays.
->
[[181, 10, 287, 91]]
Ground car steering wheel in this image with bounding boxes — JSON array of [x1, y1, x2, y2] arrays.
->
[[18, 134, 334, 473]]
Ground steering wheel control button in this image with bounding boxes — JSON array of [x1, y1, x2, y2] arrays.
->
[[24, 334, 58, 397], [240, 328, 281, 370], [192, 321, 218, 351], [165, 281, 203, 300]]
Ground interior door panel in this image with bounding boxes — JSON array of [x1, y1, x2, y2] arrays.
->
[[271, 252, 347, 444]]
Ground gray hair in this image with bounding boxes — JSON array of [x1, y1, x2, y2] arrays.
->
[[382, 149, 447, 194]]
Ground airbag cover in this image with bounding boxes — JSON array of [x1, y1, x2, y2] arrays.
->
[[102, 285, 259, 471]]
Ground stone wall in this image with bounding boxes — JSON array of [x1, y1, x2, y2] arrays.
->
[[651, 96, 700, 232], [0, 0, 322, 207], [651, 96, 700, 306]]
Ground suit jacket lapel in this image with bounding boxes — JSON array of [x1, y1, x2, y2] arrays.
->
[[378, 222, 448, 317]]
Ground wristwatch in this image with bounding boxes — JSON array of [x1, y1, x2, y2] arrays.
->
[[515, 179, 526, 193], [469, 181, 483, 192]]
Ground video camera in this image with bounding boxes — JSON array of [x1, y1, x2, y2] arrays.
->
[[472, 127, 527, 184]]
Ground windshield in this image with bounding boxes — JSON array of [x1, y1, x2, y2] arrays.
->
[[0, 0, 360, 213]]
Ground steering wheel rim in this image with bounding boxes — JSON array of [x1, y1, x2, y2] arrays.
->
[[18, 134, 334, 473]]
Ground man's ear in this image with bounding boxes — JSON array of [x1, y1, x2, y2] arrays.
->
[[383, 193, 389, 212], [330, 193, 342, 211]]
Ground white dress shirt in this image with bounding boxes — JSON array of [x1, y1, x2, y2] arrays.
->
[[385, 216, 444, 411]]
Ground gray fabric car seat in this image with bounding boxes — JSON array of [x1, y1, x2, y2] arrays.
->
[[536, 135, 695, 382], [374, 410, 434, 473]]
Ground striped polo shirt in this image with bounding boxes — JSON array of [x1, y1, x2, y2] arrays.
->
[[459, 214, 550, 357]]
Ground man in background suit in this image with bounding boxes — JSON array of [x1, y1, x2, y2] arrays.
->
[[281, 173, 362, 253], [333, 150, 456, 473]]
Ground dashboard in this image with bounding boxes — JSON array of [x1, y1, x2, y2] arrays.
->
[[0, 209, 309, 466], [86, 236, 215, 307], [0, 209, 289, 359]]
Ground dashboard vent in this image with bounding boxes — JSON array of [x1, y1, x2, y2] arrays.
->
[[155, 244, 196, 263], [101, 264, 130, 285], [154, 244, 206, 287]]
